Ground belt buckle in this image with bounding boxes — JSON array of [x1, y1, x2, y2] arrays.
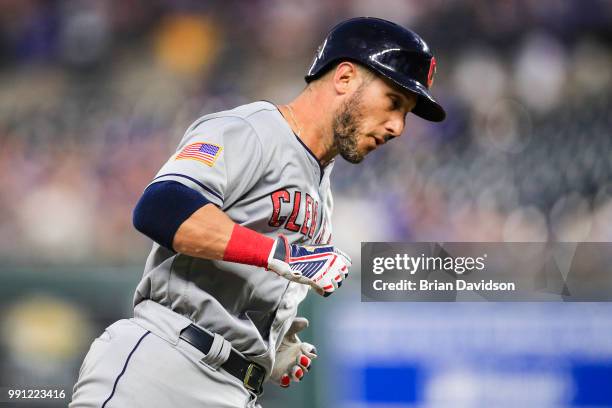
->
[[243, 363, 264, 394]]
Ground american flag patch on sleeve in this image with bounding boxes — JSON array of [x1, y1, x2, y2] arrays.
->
[[175, 142, 222, 167]]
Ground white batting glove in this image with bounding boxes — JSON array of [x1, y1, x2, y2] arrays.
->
[[267, 235, 351, 297], [270, 317, 317, 388]]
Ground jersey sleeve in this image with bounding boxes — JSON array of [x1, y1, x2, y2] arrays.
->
[[151, 116, 264, 208]]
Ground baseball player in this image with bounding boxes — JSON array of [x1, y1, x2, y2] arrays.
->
[[70, 17, 445, 408]]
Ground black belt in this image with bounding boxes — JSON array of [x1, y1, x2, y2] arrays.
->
[[179, 324, 266, 394]]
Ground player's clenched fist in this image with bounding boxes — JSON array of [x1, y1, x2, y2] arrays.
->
[[270, 317, 317, 388], [267, 235, 351, 296]]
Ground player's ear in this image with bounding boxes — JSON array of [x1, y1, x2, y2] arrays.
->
[[332, 62, 358, 95]]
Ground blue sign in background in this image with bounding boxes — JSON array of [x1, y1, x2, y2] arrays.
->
[[321, 302, 612, 407]]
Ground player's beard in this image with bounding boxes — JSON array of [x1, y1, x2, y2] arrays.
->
[[332, 87, 367, 164]]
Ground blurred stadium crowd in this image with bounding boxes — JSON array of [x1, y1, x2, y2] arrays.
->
[[0, 0, 611, 266]]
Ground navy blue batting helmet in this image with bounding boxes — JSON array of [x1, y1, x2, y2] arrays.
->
[[306, 17, 445, 122]]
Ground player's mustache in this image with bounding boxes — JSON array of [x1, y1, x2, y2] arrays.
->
[[369, 134, 394, 144]]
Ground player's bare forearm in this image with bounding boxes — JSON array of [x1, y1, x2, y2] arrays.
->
[[172, 203, 235, 260], [171, 203, 349, 296]]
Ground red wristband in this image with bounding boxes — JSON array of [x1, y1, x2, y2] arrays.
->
[[223, 224, 275, 267]]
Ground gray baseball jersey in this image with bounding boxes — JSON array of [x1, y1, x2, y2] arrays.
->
[[133, 101, 334, 375]]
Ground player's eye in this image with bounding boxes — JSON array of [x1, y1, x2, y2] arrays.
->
[[389, 96, 401, 111]]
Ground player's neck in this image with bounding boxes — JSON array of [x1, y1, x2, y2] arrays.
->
[[287, 90, 336, 166]]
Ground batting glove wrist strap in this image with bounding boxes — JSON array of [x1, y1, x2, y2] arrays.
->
[[266, 235, 352, 297]]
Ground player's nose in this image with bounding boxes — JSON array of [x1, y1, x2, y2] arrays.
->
[[384, 114, 405, 139]]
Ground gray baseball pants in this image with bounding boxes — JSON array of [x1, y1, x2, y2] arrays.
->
[[70, 302, 261, 407]]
